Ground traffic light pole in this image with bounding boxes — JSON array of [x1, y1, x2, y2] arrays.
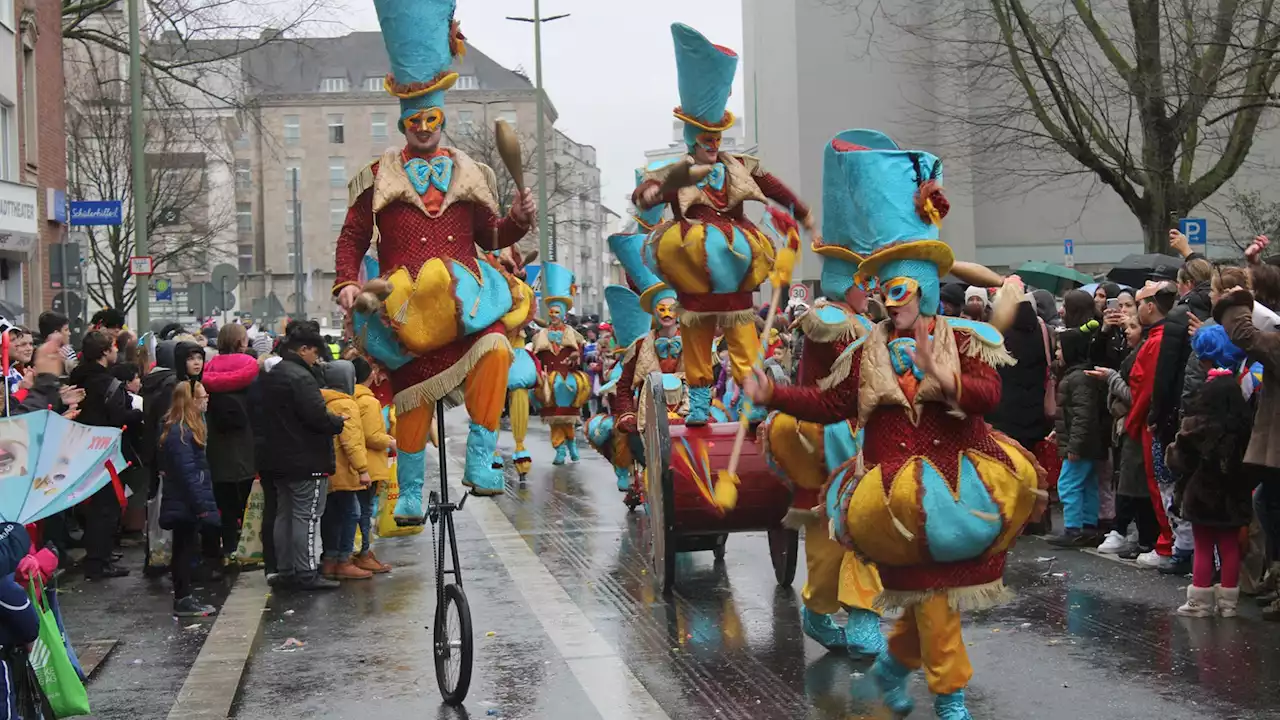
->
[[128, 0, 149, 330]]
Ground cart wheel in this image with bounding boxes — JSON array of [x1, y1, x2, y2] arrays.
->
[[642, 372, 676, 594], [434, 583, 474, 705], [713, 534, 727, 561], [768, 528, 799, 587]]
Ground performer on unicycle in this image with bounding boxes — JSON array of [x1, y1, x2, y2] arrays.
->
[[633, 23, 816, 426], [532, 263, 590, 465], [745, 130, 1041, 720], [335, 0, 536, 511]]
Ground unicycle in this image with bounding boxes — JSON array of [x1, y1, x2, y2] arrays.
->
[[426, 400, 474, 705]]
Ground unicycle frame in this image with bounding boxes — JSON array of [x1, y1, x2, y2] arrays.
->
[[428, 400, 473, 705]]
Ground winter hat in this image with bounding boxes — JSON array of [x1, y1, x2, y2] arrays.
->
[[964, 286, 988, 306]]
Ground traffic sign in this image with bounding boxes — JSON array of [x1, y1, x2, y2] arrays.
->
[[789, 283, 809, 303], [1179, 217, 1207, 250], [129, 256, 154, 275], [1063, 238, 1075, 269], [155, 278, 173, 301]]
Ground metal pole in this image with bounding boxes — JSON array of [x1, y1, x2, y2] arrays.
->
[[127, 0, 149, 330], [291, 169, 304, 319], [533, 0, 549, 265]]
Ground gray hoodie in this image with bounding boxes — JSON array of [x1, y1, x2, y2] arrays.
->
[[321, 359, 355, 396]]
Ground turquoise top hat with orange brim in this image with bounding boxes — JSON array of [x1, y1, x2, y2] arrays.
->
[[822, 130, 953, 316], [603, 286, 650, 352], [671, 23, 738, 148], [372, 0, 467, 133], [634, 159, 678, 231], [540, 262, 576, 321], [608, 232, 676, 314]]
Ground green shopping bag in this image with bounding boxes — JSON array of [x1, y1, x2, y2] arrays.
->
[[26, 579, 90, 717]]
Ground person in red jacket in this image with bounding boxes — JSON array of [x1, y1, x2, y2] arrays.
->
[[1125, 281, 1179, 567]]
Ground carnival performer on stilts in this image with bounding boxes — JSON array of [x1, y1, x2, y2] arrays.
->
[[745, 130, 1042, 720], [634, 23, 817, 426], [532, 263, 590, 465], [761, 133, 885, 656], [335, 0, 536, 511]]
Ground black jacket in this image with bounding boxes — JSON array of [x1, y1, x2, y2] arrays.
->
[[1055, 365, 1109, 460], [202, 353, 258, 484], [258, 352, 344, 477], [987, 303, 1052, 444], [67, 361, 140, 430], [1150, 283, 1212, 442]]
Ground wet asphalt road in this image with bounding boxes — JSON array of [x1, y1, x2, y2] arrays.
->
[[166, 412, 1280, 718]]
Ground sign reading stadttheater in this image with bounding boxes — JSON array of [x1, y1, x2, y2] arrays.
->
[[0, 181, 38, 237], [69, 200, 123, 227]]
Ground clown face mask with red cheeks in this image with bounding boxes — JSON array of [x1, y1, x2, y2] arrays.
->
[[654, 298, 678, 330]]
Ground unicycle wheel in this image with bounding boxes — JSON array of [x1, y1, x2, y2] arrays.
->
[[433, 583, 474, 705]]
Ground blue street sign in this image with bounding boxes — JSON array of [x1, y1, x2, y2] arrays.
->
[[69, 200, 123, 226], [1063, 238, 1074, 255], [155, 278, 173, 302], [1179, 217, 1207, 249]]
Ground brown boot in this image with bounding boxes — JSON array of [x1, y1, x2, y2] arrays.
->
[[354, 551, 391, 574], [333, 560, 373, 580], [320, 559, 339, 580]]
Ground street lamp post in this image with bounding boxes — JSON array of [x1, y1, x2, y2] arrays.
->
[[127, 0, 149, 330], [507, 4, 569, 266]]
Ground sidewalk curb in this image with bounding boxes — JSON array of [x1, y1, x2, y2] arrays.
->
[[166, 573, 268, 720]]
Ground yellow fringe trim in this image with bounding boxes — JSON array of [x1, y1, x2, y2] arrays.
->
[[680, 307, 757, 329], [348, 162, 376, 208], [392, 333, 512, 416], [817, 337, 866, 391], [797, 304, 857, 345], [957, 327, 1016, 368], [874, 579, 1012, 612]]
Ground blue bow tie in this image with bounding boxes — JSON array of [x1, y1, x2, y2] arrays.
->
[[697, 163, 727, 192], [548, 330, 564, 346], [405, 156, 453, 196], [888, 337, 928, 381], [655, 337, 682, 359]]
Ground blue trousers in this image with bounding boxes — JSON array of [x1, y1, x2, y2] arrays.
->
[[320, 490, 360, 561], [1058, 458, 1100, 530]]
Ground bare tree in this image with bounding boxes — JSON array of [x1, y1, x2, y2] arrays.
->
[[66, 48, 235, 314], [444, 121, 605, 257], [61, 0, 336, 109], [1206, 186, 1280, 254], [825, 0, 1280, 253]]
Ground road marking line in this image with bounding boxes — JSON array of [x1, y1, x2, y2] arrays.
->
[[443, 456, 670, 720], [167, 573, 268, 720]]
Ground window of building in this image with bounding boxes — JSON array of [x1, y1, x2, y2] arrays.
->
[[498, 110, 518, 127], [0, 0, 12, 30], [328, 156, 345, 187], [288, 247, 299, 274], [457, 110, 474, 129], [455, 75, 479, 90], [236, 202, 252, 234], [284, 162, 301, 190], [364, 77, 384, 92], [21, 46, 35, 161], [235, 160, 251, 190], [320, 77, 349, 93], [0, 104, 13, 182], [330, 198, 346, 230], [285, 200, 296, 232], [283, 115, 300, 145], [234, 118, 250, 148], [370, 113, 387, 142], [238, 244, 254, 273], [328, 114, 344, 144]]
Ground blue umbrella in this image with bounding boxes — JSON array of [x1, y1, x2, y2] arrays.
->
[[0, 411, 127, 523]]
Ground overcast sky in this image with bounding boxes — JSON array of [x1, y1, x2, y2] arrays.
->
[[334, 0, 746, 217]]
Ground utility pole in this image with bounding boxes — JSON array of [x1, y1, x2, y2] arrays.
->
[[506, 5, 569, 266], [291, 169, 305, 319], [127, 0, 149, 330]]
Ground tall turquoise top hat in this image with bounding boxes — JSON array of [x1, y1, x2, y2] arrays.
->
[[633, 159, 678, 231], [603, 286, 650, 351], [608, 232, 676, 314], [540, 262, 576, 320], [372, 0, 466, 133], [824, 130, 953, 316], [671, 23, 738, 148]]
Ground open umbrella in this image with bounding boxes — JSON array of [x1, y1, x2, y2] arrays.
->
[[1106, 253, 1182, 288], [0, 411, 127, 524], [1014, 261, 1094, 295]]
